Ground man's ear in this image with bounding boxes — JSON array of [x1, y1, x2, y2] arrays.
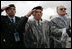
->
[[57, 10, 58, 14], [15, 10, 16, 13], [32, 13, 34, 16], [32, 12, 36, 16], [41, 12, 43, 16]]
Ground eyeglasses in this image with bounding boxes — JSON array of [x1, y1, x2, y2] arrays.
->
[[59, 8, 66, 11]]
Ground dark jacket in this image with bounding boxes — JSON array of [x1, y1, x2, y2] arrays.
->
[[1, 9, 28, 48]]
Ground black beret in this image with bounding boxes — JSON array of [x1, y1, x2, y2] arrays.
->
[[32, 6, 43, 11], [6, 4, 15, 10]]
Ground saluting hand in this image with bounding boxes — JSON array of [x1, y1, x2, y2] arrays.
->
[[26, 9, 36, 18], [1, 6, 9, 11]]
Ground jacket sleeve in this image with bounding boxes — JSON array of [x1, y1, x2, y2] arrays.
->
[[16, 16, 28, 33], [24, 22, 37, 48], [50, 19, 62, 37]]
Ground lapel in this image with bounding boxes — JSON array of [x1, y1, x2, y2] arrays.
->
[[66, 18, 70, 28], [15, 17, 17, 23], [31, 19, 38, 27], [15, 16, 21, 24], [7, 16, 12, 23], [7, 16, 19, 26], [65, 17, 69, 26], [58, 18, 70, 28]]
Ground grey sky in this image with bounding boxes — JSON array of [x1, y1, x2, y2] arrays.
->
[[1, 1, 71, 20]]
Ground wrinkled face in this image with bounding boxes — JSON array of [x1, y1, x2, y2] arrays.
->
[[6, 7, 16, 17], [32, 9, 42, 20], [57, 6, 66, 16]]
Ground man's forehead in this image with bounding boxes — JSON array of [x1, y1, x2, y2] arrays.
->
[[58, 5, 65, 8], [7, 7, 16, 10], [10, 7, 15, 9], [35, 9, 42, 12]]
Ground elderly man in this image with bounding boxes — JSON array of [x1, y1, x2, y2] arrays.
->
[[50, 5, 71, 48]]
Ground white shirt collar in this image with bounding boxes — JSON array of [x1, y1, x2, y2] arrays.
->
[[58, 15, 66, 20], [8, 16, 15, 23], [34, 18, 42, 26]]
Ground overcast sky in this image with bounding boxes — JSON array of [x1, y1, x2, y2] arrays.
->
[[1, 1, 71, 21]]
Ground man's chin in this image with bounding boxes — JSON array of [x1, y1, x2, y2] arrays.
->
[[9, 15, 15, 17], [61, 14, 65, 16]]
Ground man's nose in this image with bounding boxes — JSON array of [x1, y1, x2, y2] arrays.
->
[[38, 13, 41, 15], [11, 9, 15, 12], [37, 13, 40, 16]]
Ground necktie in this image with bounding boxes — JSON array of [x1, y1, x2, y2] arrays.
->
[[63, 18, 68, 28], [11, 19, 14, 23], [38, 21, 40, 26]]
